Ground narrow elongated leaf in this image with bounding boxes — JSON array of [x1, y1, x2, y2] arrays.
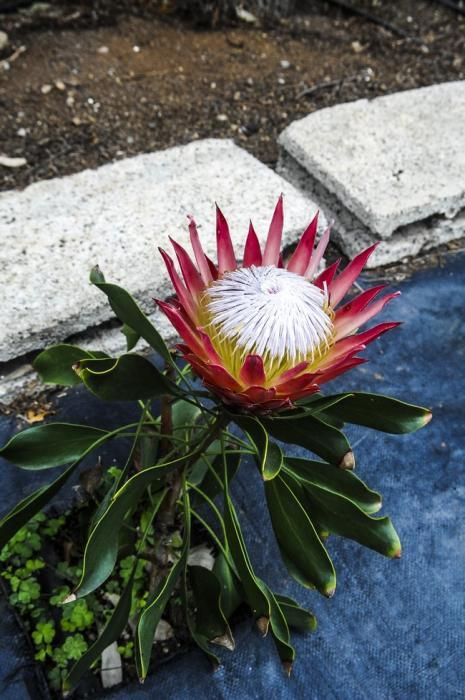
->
[[213, 552, 243, 619], [193, 450, 241, 503], [0, 423, 108, 470], [264, 475, 336, 596], [90, 267, 173, 365], [182, 562, 221, 669], [284, 457, 382, 514], [233, 415, 283, 480], [75, 354, 177, 401], [33, 344, 107, 387], [323, 392, 432, 434], [0, 425, 115, 548], [223, 464, 270, 620], [121, 324, 140, 351], [190, 566, 234, 648], [257, 580, 295, 669], [275, 594, 317, 633], [64, 570, 135, 690], [295, 393, 352, 414], [75, 460, 181, 598], [0, 463, 76, 549], [263, 413, 353, 468], [302, 478, 402, 558], [136, 488, 191, 680]]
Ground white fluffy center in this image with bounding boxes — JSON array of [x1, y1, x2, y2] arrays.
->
[[205, 265, 333, 363]]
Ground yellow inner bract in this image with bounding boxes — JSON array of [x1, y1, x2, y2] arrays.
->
[[196, 286, 336, 387]]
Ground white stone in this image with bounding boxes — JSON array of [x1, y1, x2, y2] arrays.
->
[[277, 151, 464, 267], [0, 139, 323, 371], [279, 81, 465, 239]]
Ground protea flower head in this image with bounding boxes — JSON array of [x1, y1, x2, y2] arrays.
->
[[157, 196, 400, 413]]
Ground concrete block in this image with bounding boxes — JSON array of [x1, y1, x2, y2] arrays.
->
[[278, 151, 465, 267], [278, 81, 465, 241], [0, 139, 324, 368]]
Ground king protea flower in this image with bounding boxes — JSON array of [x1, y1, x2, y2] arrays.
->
[[157, 196, 400, 413]]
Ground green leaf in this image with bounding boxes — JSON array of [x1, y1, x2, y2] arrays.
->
[[300, 475, 402, 558], [274, 594, 317, 633], [223, 461, 270, 620], [323, 392, 432, 434], [0, 426, 114, 549], [75, 354, 178, 401], [33, 344, 107, 387], [212, 552, 243, 619], [64, 570, 135, 690], [189, 566, 234, 649], [90, 267, 173, 365], [233, 415, 283, 480], [0, 423, 108, 470], [284, 457, 382, 514], [263, 413, 353, 468], [75, 472, 170, 598], [193, 450, 241, 503], [121, 324, 140, 352], [264, 475, 336, 596], [136, 488, 191, 681], [256, 581, 295, 670]]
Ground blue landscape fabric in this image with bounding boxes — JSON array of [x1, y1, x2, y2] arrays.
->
[[1, 251, 464, 700]]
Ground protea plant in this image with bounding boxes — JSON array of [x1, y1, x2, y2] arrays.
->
[[157, 195, 399, 413], [0, 197, 431, 692]]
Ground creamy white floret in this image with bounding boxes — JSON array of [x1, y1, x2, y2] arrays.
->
[[205, 265, 333, 363]]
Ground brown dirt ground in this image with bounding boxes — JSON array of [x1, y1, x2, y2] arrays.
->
[[1, 0, 465, 194]]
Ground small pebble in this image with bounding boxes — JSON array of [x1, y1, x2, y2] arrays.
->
[[54, 79, 66, 91], [280, 59, 291, 69], [216, 114, 228, 122], [0, 30, 8, 52], [17, 127, 27, 137], [133, 45, 140, 53], [41, 84, 53, 94], [97, 46, 109, 54]]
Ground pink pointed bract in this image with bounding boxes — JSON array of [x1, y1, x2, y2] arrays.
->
[[157, 197, 400, 413]]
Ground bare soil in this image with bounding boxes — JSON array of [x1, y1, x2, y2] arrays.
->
[[1, 0, 465, 192]]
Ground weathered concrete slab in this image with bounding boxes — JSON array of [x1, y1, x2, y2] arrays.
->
[[0, 139, 324, 371], [278, 151, 465, 267], [278, 81, 465, 261]]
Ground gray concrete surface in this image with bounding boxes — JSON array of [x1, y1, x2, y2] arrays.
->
[[278, 81, 465, 261], [278, 151, 465, 266]]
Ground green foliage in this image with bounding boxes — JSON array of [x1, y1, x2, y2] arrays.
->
[[0, 272, 432, 693]]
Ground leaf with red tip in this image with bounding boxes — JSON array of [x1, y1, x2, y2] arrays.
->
[[243, 221, 262, 267], [205, 254, 219, 280], [335, 291, 401, 339], [275, 361, 309, 385], [320, 321, 400, 370], [275, 372, 318, 396], [188, 216, 213, 285], [156, 301, 208, 360], [263, 195, 284, 266], [305, 226, 330, 279], [243, 386, 276, 405], [216, 204, 237, 273], [316, 357, 367, 386], [239, 355, 266, 386], [170, 238, 204, 297], [287, 212, 319, 274], [313, 259, 341, 290], [329, 243, 378, 307], [159, 248, 197, 319]]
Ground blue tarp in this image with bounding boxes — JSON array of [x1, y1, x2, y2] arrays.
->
[[1, 252, 464, 699]]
